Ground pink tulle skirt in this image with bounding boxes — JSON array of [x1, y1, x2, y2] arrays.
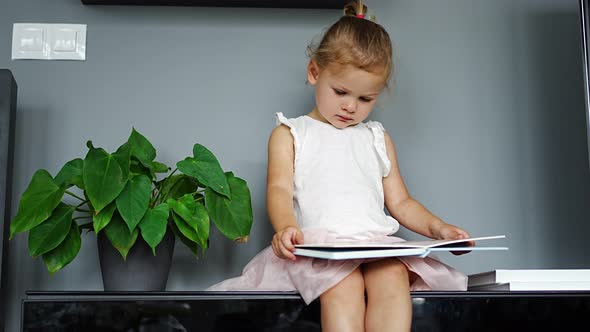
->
[[206, 229, 467, 304]]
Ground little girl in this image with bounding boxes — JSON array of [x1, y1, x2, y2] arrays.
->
[[208, 1, 471, 331]]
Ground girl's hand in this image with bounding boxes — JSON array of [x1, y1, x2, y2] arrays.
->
[[271, 226, 304, 261], [436, 223, 474, 256]]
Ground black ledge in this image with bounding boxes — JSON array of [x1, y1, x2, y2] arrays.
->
[[81, 0, 346, 9]]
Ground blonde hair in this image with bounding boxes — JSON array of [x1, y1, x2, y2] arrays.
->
[[307, 1, 393, 84]]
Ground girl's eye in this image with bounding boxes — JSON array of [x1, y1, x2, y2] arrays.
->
[[333, 89, 346, 95], [359, 97, 373, 103]]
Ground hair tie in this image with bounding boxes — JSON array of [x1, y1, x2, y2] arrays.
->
[[356, 14, 365, 19]]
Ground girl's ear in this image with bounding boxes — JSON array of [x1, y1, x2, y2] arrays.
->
[[307, 60, 320, 85]]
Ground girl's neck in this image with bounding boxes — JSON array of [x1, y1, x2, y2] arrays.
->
[[307, 107, 330, 124]]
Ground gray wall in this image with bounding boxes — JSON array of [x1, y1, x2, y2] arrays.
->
[[1, 0, 590, 330]]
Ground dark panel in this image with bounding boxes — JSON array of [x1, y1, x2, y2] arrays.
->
[[0, 70, 17, 332], [22, 291, 590, 331], [81, 0, 346, 9], [579, 0, 590, 167]]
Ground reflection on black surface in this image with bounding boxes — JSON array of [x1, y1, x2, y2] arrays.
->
[[23, 299, 321, 332], [22, 292, 590, 331]]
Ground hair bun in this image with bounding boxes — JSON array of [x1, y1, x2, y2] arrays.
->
[[343, 1, 367, 17]]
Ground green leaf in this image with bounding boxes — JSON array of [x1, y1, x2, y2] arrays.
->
[[171, 212, 199, 244], [42, 222, 81, 274], [177, 144, 230, 198], [169, 194, 209, 251], [159, 175, 197, 201], [112, 142, 131, 182], [93, 202, 116, 234], [10, 170, 66, 238], [128, 128, 156, 166], [28, 204, 75, 257], [167, 195, 193, 222], [54, 158, 84, 189], [204, 172, 252, 242], [193, 202, 209, 252], [138, 203, 170, 255], [151, 161, 170, 173], [170, 221, 199, 257], [129, 158, 167, 180], [130, 159, 153, 178], [83, 146, 127, 213], [116, 174, 151, 232], [169, 196, 202, 236], [103, 213, 139, 260]]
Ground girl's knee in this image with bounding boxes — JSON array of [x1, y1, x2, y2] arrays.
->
[[363, 259, 411, 296], [365, 259, 409, 279], [321, 268, 365, 302]]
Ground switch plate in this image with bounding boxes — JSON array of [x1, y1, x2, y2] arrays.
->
[[49, 24, 86, 60], [11, 24, 48, 59], [12, 23, 86, 60], [53, 29, 77, 52]]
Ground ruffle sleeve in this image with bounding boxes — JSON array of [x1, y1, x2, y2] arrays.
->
[[275, 112, 301, 165], [366, 121, 391, 177]]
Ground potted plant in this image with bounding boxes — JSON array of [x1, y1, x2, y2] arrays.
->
[[9, 128, 253, 290]]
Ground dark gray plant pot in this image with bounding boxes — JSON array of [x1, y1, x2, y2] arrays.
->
[[97, 228, 175, 291]]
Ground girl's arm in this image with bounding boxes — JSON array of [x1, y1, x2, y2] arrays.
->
[[267, 125, 304, 260], [382, 133, 472, 246]]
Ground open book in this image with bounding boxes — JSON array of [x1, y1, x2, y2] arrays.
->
[[294, 235, 507, 260]]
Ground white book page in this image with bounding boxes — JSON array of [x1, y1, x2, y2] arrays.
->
[[293, 247, 427, 260], [295, 235, 506, 250], [391, 235, 506, 248]]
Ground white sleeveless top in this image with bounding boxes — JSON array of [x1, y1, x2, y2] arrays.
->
[[276, 112, 400, 236]]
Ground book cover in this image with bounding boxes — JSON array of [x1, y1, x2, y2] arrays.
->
[[293, 247, 428, 260], [295, 235, 505, 250], [467, 269, 590, 288], [293, 235, 507, 260]]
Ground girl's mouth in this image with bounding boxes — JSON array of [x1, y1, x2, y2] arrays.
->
[[336, 115, 352, 122]]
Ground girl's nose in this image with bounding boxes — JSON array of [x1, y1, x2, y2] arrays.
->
[[342, 99, 357, 112]]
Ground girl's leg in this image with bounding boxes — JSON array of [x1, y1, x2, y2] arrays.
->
[[319, 267, 366, 332], [362, 258, 412, 332]]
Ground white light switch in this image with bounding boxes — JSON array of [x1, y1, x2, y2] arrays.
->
[[19, 28, 44, 52], [12, 24, 47, 59], [49, 24, 86, 60], [12, 23, 86, 60], [53, 30, 77, 52]]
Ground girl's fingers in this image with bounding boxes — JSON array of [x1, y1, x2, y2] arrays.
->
[[272, 236, 286, 259], [293, 230, 304, 245], [281, 231, 295, 251], [272, 241, 280, 257], [271, 233, 293, 259], [271, 227, 303, 260], [281, 245, 296, 260], [457, 230, 475, 246]]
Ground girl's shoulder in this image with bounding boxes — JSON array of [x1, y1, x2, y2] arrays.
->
[[364, 120, 387, 133], [273, 112, 308, 164], [274, 112, 311, 144], [363, 120, 391, 176], [275, 112, 308, 129]]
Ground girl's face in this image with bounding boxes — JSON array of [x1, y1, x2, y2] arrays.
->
[[307, 61, 386, 129]]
